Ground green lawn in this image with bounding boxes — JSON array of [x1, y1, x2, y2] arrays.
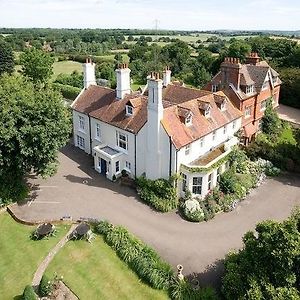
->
[[45, 235, 169, 300], [52, 60, 83, 79], [277, 125, 297, 145], [0, 212, 70, 299]]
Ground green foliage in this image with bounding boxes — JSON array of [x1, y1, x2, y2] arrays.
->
[[227, 40, 251, 61], [279, 67, 300, 109], [136, 177, 178, 212], [219, 170, 240, 194], [52, 82, 81, 100], [169, 279, 217, 300], [262, 99, 282, 136], [55, 70, 83, 88], [222, 209, 300, 299], [20, 48, 55, 84], [22, 285, 37, 300], [0, 75, 72, 200], [0, 40, 14, 75], [38, 274, 52, 297], [96, 221, 217, 300], [96, 221, 173, 290]]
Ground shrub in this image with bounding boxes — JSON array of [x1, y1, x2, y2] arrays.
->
[[182, 198, 205, 222], [96, 221, 173, 290], [219, 170, 239, 194], [22, 285, 37, 300], [169, 279, 217, 300], [38, 274, 52, 297], [136, 177, 178, 212], [52, 82, 81, 100]]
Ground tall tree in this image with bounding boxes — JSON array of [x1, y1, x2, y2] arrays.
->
[[262, 99, 282, 136], [227, 40, 251, 62], [0, 74, 71, 203], [222, 209, 300, 300], [20, 48, 55, 84], [0, 40, 15, 75]]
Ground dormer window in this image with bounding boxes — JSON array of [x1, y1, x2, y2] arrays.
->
[[205, 106, 211, 117], [126, 105, 133, 116], [220, 101, 226, 111], [246, 85, 254, 94], [262, 81, 269, 90], [185, 113, 192, 126], [212, 85, 218, 92]]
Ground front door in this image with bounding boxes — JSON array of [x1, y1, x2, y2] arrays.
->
[[100, 158, 107, 175]]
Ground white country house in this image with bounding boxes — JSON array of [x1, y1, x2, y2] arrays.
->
[[71, 59, 243, 198]]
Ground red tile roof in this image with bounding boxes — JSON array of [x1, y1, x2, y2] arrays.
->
[[72, 84, 242, 149]]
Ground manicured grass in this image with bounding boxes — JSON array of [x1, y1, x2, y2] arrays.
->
[[0, 212, 70, 299], [45, 235, 169, 300], [52, 60, 83, 78]]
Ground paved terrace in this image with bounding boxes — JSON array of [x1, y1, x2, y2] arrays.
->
[[277, 104, 300, 128], [10, 145, 300, 288]]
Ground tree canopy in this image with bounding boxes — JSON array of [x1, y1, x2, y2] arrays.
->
[[0, 40, 14, 75], [0, 74, 71, 203], [20, 48, 55, 84], [222, 208, 300, 299]]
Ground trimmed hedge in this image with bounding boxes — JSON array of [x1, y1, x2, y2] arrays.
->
[[96, 221, 217, 300], [52, 82, 81, 100], [22, 285, 37, 300], [136, 177, 178, 212]]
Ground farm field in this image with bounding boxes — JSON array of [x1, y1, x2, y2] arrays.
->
[[52, 60, 82, 79]]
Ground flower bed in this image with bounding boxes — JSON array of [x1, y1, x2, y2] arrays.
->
[[181, 148, 280, 223]]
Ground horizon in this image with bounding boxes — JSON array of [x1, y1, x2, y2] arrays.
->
[[0, 0, 299, 31]]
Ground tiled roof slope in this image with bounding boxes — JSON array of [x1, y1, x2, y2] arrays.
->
[[162, 89, 242, 149], [72, 84, 242, 149]]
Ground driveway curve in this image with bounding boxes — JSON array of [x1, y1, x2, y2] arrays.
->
[[11, 145, 300, 287]]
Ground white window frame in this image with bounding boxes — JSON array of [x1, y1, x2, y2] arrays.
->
[[95, 123, 101, 140], [246, 85, 254, 94], [185, 114, 192, 126], [126, 105, 133, 116], [223, 125, 227, 135], [185, 144, 191, 155], [260, 100, 267, 111], [192, 177, 202, 195], [116, 131, 128, 150], [115, 161, 120, 173], [181, 173, 187, 192], [211, 85, 218, 92], [245, 106, 251, 118], [233, 120, 236, 130], [125, 161, 131, 171], [212, 130, 216, 141], [207, 173, 213, 191], [220, 101, 226, 111], [199, 137, 204, 148], [258, 119, 263, 131], [262, 81, 269, 90], [76, 135, 85, 150], [79, 115, 85, 132], [216, 166, 222, 182], [204, 107, 211, 117]]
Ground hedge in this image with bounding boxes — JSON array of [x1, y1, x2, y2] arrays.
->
[[38, 274, 52, 297], [52, 82, 81, 100], [22, 285, 37, 300], [136, 177, 178, 212], [96, 221, 217, 300]]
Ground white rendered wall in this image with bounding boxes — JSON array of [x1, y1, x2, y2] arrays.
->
[[72, 110, 91, 154], [90, 117, 136, 177], [116, 68, 131, 99]]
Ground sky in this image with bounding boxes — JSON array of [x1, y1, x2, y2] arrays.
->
[[0, 0, 299, 31]]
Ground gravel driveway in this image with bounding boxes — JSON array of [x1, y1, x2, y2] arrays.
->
[[10, 144, 300, 288]]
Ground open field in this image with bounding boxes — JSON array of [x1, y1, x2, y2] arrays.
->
[[0, 212, 70, 299], [46, 234, 168, 300], [52, 60, 83, 78], [271, 35, 300, 44]]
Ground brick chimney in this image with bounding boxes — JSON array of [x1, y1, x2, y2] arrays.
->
[[116, 63, 131, 99], [245, 52, 260, 65], [163, 66, 171, 87], [83, 57, 96, 89], [220, 57, 242, 90]]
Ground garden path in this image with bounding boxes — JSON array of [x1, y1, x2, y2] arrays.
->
[[32, 224, 76, 287]]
